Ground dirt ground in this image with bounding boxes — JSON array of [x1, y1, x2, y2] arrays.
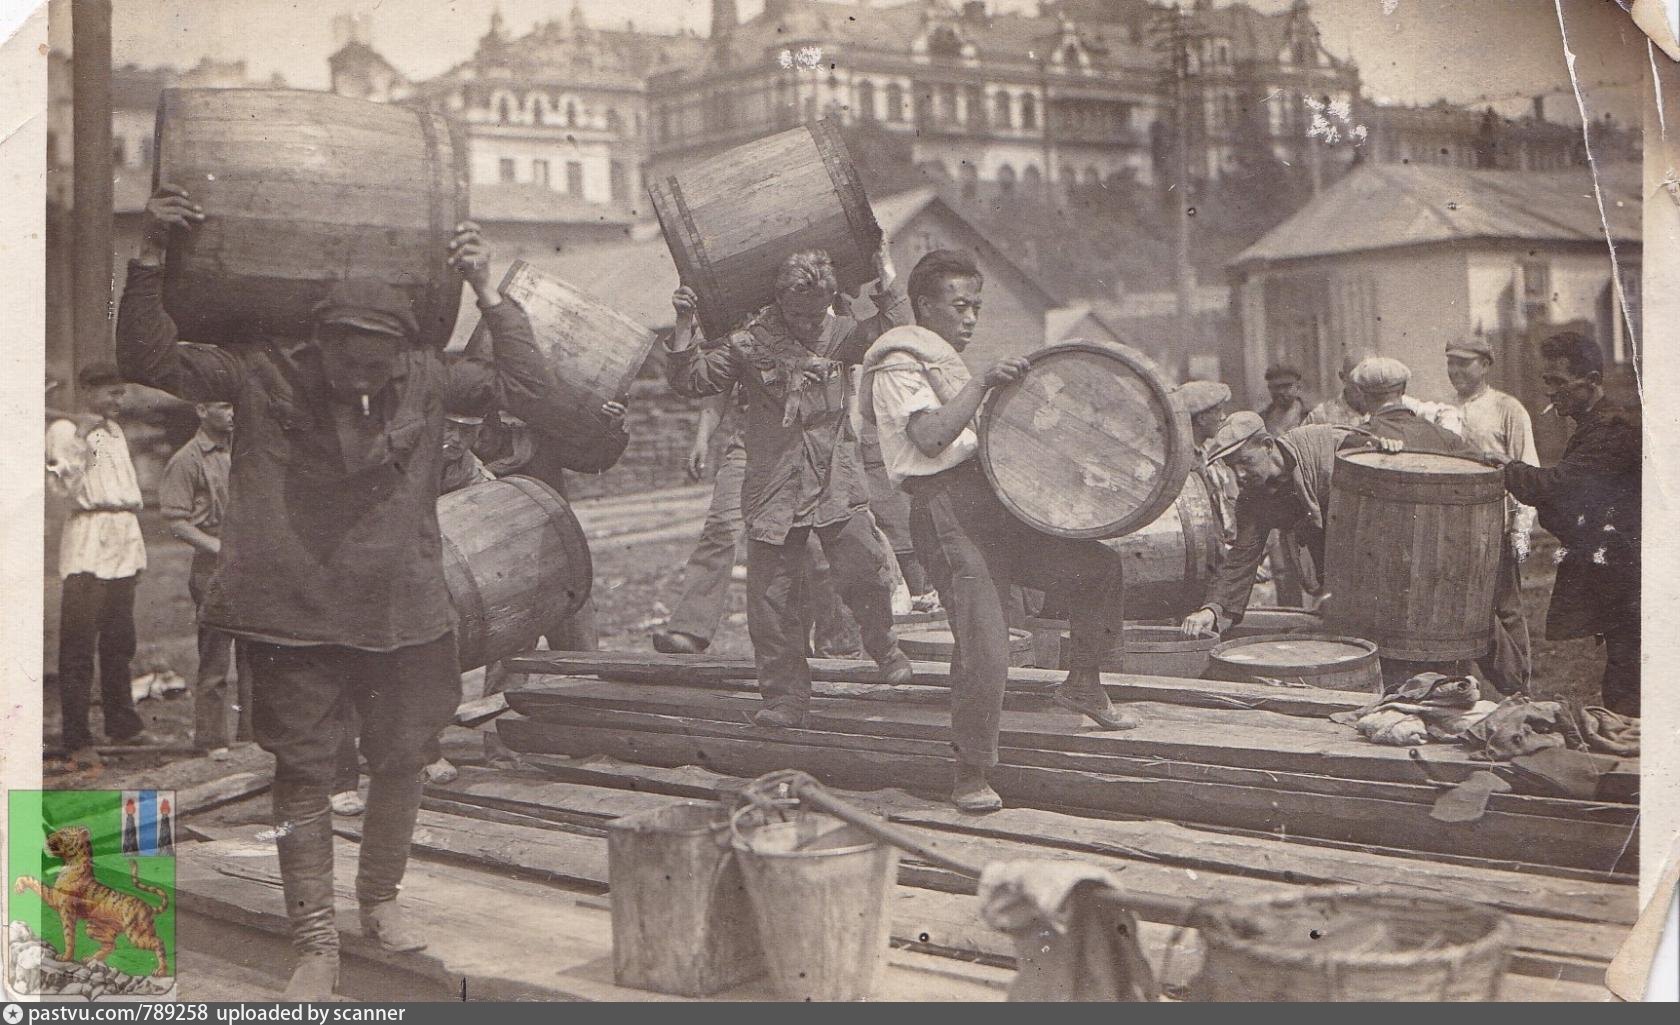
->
[[41, 505, 1609, 785]]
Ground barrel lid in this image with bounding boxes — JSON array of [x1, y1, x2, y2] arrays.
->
[[1339, 451, 1494, 475], [1209, 634, 1377, 670]]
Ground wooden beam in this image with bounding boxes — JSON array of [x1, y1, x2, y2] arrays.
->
[[70, 0, 114, 387], [495, 713, 1637, 876]]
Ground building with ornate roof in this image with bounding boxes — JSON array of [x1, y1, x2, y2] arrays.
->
[[649, 0, 1359, 193], [328, 3, 707, 212]]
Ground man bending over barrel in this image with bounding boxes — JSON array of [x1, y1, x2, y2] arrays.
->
[[861, 250, 1141, 814], [666, 244, 914, 729], [119, 183, 562, 1000]]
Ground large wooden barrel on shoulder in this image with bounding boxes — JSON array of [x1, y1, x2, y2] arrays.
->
[[465, 260, 656, 473], [154, 88, 469, 348], [438, 476, 592, 672], [648, 117, 881, 340], [1102, 469, 1222, 619], [978, 340, 1194, 540], [1322, 451, 1505, 661]]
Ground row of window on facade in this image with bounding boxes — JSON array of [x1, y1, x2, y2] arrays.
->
[[497, 155, 631, 201], [854, 80, 1043, 132], [492, 93, 642, 136], [923, 159, 1137, 200]]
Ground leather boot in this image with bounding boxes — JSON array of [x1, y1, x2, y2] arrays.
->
[[271, 781, 340, 999], [355, 772, 427, 952]]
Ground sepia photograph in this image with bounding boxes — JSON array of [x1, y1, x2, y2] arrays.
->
[[2, 0, 1674, 1004]]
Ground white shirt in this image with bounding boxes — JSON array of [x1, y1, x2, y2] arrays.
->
[[46, 418, 147, 580], [1455, 385, 1539, 538], [870, 364, 978, 484]]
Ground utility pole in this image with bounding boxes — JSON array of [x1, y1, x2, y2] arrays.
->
[[71, 0, 114, 404], [1152, 3, 1201, 365]]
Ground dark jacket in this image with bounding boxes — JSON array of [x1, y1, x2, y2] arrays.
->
[[117, 261, 557, 651], [1352, 404, 1475, 456], [1503, 399, 1641, 639]]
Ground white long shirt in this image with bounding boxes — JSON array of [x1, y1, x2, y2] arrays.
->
[[46, 418, 147, 579]]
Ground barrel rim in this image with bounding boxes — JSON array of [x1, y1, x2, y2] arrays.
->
[[1335, 449, 1504, 483], [1207, 632, 1379, 674], [976, 338, 1193, 540], [500, 474, 594, 622], [1120, 623, 1222, 652]]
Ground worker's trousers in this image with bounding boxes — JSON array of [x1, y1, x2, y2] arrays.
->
[[909, 460, 1125, 770], [747, 510, 897, 714], [1600, 622, 1640, 718], [188, 558, 253, 752], [1482, 540, 1532, 696], [249, 633, 459, 953], [58, 571, 145, 750]]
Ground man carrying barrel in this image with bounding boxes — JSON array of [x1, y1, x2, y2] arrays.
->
[[665, 245, 915, 729], [862, 249, 1140, 814], [1480, 332, 1640, 716], [119, 183, 561, 1000]]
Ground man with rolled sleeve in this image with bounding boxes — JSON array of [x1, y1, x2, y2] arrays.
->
[[118, 183, 562, 999], [664, 246, 914, 729], [864, 249, 1139, 813]]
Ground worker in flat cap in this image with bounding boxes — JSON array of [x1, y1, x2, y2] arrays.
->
[[1175, 379, 1238, 545], [1179, 412, 1402, 639], [1305, 346, 1464, 437], [46, 362, 154, 765], [120, 183, 568, 999], [666, 243, 915, 731], [1259, 364, 1310, 436]]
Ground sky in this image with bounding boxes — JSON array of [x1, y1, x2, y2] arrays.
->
[[46, 0, 1647, 124]]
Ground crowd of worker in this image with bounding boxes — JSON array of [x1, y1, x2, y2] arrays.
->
[[41, 180, 1640, 998]]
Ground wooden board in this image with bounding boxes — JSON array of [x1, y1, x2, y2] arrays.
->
[[502, 650, 1370, 718], [494, 713, 1637, 876], [508, 677, 1638, 801]]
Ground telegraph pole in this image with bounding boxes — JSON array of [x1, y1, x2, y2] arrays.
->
[[1152, 4, 1201, 365], [71, 0, 114, 402]]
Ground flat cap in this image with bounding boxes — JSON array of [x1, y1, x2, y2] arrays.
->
[[1264, 364, 1302, 383], [1205, 410, 1268, 464], [1445, 336, 1494, 360], [313, 280, 419, 341], [445, 412, 485, 426], [1347, 356, 1411, 392], [1174, 380, 1232, 416]]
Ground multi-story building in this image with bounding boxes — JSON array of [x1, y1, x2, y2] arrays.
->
[[648, 0, 1359, 193], [328, 4, 707, 210]]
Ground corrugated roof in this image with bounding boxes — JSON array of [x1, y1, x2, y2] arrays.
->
[[1231, 162, 1641, 267]]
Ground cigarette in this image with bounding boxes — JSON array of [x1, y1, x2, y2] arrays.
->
[[361, 394, 371, 416], [1541, 403, 1555, 416]]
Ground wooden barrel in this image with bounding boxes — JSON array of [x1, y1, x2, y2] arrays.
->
[[439, 476, 592, 672], [1205, 634, 1381, 693], [1322, 451, 1504, 662], [897, 625, 1032, 667], [154, 88, 469, 348], [977, 340, 1193, 540], [464, 260, 656, 472], [648, 117, 881, 340], [1102, 469, 1222, 619], [1223, 606, 1323, 640]]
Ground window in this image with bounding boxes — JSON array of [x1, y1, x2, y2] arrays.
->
[[1062, 44, 1080, 67], [1023, 164, 1042, 192], [1521, 260, 1551, 324], [928, 26, 963, 58], [533, 159, 550, 187], [566, 160, 584, 197], [965, 85, 984, 127], [960, 162, 978, 200], [994, 91, 1012, 129], [566, 101, 578, 127], [532, 99, 545, 126], [606, 108, 622, 134], [498, 157, 516, 183], [885, 83, 904, 122], [997, 164, 1016, 193], [112, 137, 126, 166], [498, 96, 513, 124], [939, 85, 958, 122], [610, 160, 628, 201], [1021, 93, 1037, 130], [857, 80, 876, 121]]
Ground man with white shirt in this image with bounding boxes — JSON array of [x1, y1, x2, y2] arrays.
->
[[46, 363, 152, 762], [1447, 336, 1535, 693], [863, 250, 1139, 813]]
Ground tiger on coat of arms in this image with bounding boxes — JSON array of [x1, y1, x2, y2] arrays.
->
[[13, 824, 172, 977]]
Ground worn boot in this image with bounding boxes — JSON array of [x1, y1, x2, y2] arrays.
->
[[1052, 669, 1142, 731], [873, 644, 915, 685], [355, 772, 427, 953], [271, 782, 340, 1000], [952, 764, 1003, 813]]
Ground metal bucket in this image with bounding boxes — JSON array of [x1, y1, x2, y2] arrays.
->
[[606, 801, 765, 996], [729, 806, 900, 1001]]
